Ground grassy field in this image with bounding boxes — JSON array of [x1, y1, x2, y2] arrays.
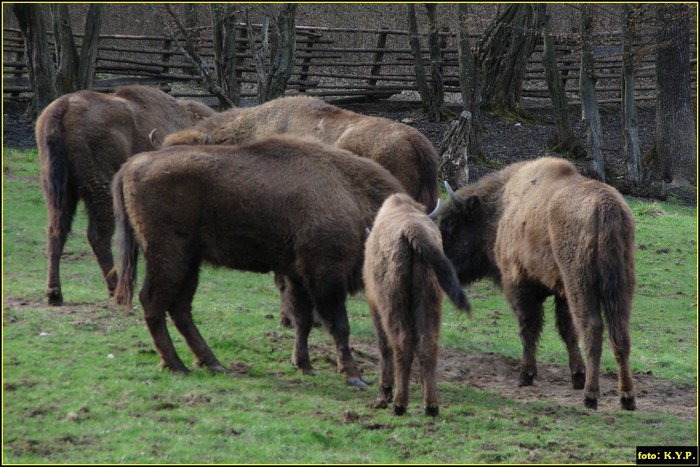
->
[[2, 146, 697, 463]]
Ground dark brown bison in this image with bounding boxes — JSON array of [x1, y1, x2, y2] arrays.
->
[[438, 157, 636, 410], [161, 95, 440, 211], [36, 85, 215, 306], [112, 136, 406, 387], [364, 193, 471, 417]]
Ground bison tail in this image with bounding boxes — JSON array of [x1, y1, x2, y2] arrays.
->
[[112, 169, 138, 309], [596, 204, 635, 345], [406, 227, 472, 314], [410, 135, 441, 212], [37, 104, 72, 240]]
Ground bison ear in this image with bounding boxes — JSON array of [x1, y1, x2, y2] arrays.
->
[[464, 195, 481, 212]]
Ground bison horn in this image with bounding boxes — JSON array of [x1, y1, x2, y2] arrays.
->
[[427, 198, 442, 220], [149, 129, 159, 147], [444, 181, 460, 205]]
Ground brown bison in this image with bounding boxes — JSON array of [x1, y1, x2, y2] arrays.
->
[[162, 95, 440, 211], [438, 157, 636, 410], [364, 193, 471, 417], [112, 136, 406, 387], [36, 85, 214, 306]]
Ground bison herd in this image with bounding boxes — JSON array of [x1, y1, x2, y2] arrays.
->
[[36, 85, 637, 415]]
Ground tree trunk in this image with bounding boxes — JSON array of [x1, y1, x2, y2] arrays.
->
[[159, 5, 235, 108], [267, 3, 297, 101], [622, 4, 641, 185], [245, 4, 297, 103], [407, 4, 431, 112], [12, 4, 56, 119], [425, 4, 446, 122], [439, 110, 472, 188], [648, 4, 696, 187], [211, 4, 240, 106], [77, 4, 102, 90], [541, 8, 574, 149], [456, 3, 481, 158], [579, 5, 605, 182], [51, 4, 79, 94], [476, 4, 545, 115]]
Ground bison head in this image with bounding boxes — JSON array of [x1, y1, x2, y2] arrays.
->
[[439, 182, 501, 286]]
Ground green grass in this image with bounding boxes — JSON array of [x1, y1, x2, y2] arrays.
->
[[3, 146, 697, 463]]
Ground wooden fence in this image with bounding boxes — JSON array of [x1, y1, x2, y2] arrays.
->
[[2, 24, 697, 106]]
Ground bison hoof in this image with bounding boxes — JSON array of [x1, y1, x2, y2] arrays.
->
[[380, 385, 393, 402], [393, 405, 407, 416], [425, 405, 440, 417], [571, 371, 586, 390], [347, 377, 369, 389], [47, 289, 63, 306], [620, 395, 636, 411], [583, 395, 598, 410], [517, 371, 536, 387]]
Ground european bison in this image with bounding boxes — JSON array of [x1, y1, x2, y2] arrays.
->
[[112, 136, 406, 387], [161, 95, 440, 211], [438, 157, 636, 410], [36, 85, 214, 305], [364, 193, 471, 417]]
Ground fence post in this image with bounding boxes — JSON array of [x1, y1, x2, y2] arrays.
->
[[298, 30, 317, 93], [368, 28, 389, 89], [161, 38, 172, 75], [234, 26, 248, 83]]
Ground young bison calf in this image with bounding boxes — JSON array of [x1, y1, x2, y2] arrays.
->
[[363, 193, 471, 416]]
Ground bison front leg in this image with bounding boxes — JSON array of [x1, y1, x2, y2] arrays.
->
[[311, 278, 368, 388]]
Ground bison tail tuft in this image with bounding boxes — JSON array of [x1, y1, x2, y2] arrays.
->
[[111, 170, 138, 309]]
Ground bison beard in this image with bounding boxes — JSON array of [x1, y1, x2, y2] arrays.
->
[[112, 136, 405, 387], [36, 85, 214, 306], [439, 157, 636, 411], [364, 193, 471, 417]]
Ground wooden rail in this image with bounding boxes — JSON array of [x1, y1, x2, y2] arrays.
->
[[2, 25, 696, 105]]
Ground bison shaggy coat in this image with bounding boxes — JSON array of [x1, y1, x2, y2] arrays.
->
[[112, 136, 405, 387], [439, 157, 636, 410], [36, 85, 214, 305], [364, 193, 471, 417], [162, 95, 440, 211]]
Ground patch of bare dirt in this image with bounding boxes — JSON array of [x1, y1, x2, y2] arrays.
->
[[347, 339, 696, 420]]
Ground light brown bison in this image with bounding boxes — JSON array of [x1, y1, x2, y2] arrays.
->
[[112, 136, 406, 387], [438, 157, 636, 410], [162, 95, 440, 211], [36, 85, 215, 306], [364, 193, 471, 417]]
